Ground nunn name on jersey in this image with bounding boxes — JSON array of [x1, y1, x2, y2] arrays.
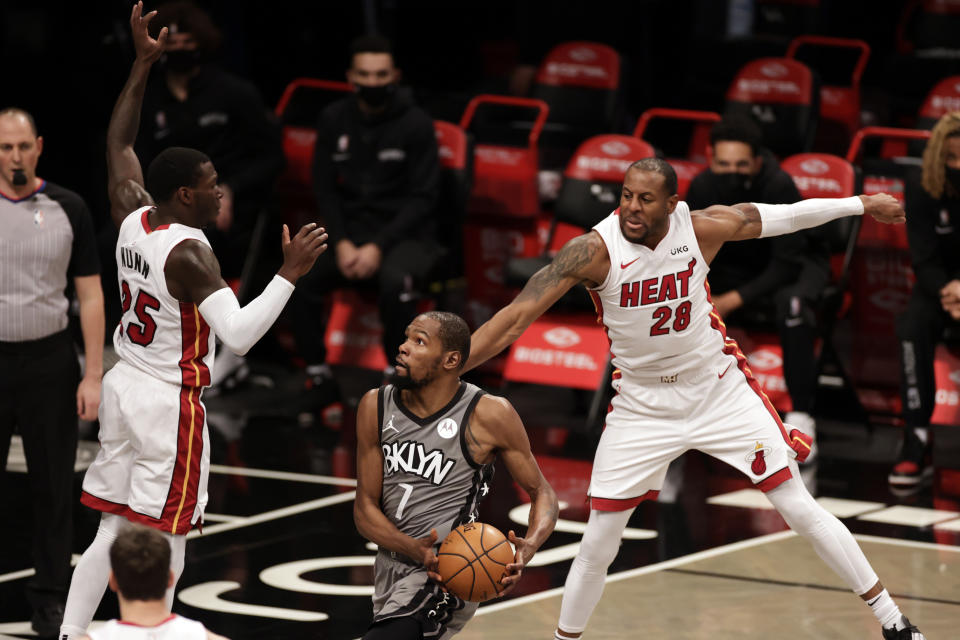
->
[[120, 247, 150, 279]]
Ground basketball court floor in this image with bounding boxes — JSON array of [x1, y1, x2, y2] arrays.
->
[[1, 363, 958, 639]]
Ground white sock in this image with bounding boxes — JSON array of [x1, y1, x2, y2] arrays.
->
[[163, 532, 188, 610], [60, 514, 128, 638], [867, 589, 902, 629]]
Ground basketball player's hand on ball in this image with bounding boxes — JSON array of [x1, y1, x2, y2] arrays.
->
[[498, 530, 534, 597], [278, 223, 328, 283], [418, 529, 442, 581], [860, 193, 905, 225]]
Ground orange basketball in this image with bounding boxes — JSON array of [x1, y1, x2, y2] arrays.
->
[[437, 522, 515, 602]]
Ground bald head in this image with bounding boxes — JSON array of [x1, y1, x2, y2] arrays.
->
[[0, 108, 38, 137]]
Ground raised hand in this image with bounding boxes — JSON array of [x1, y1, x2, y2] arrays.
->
[[278, 223, 328, 283], [861, 193, 906, 225], [131, 1, 168, 64]]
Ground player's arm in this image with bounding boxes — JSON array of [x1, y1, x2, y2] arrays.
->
[[107, 2, 166, 229], [353, 390, 441, 570], [465, 232, 608, 372], [471, 395, 558, 595], [693, 194, 904, 263], [168, 224, 326, 356]]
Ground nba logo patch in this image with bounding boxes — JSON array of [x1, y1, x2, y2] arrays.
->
[[337, 134, 349, 152], [33, 209, 44, 227], [156, 110, 167, 128]]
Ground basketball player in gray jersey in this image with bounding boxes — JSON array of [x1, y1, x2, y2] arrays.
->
[[355, 311, 558, 639]]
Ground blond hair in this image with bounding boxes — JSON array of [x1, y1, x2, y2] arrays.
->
[[921, 111, 960, 199]]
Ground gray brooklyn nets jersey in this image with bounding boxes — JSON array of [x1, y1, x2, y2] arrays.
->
[[371, 381, 494, 638]]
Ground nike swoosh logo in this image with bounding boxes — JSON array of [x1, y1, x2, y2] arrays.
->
[[718, 363, 733, 379], [620, 256, 641, 269]]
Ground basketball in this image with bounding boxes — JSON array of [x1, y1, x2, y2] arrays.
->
[[437, 522, 515, 602]]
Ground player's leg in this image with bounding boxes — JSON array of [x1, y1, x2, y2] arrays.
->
[[766, 460, 923, 637], [775, 284, 820, 461], [363, 616, 424, 640], [160, 532, 187, 611], [59, 513, 130, 639], [555, 508, 634, 638], [556, 377, 684, 638]]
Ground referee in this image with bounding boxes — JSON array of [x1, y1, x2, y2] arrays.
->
[[0, 107, 104, 637]]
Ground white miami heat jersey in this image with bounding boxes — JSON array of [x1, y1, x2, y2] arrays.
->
[[113, 207, 215, 387], [589, 202, 725, 376], [88, 615, 208, 640]]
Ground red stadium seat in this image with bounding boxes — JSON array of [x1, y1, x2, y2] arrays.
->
[[724, 57, 819, 157], [273, 78, 351, 225], [787, 36, 871, 153], [842, 127, 931, 418], [531, 42, 624, 169], [633, 108, 722, 199], [918, 75, 960, 128], [459, 94, 549, 219]]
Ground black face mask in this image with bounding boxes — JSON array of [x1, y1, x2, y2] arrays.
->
[[717, 171, 754, 203], [945, 167, 960, 194], [162, 49, 201, 74], [355, 83, 396, 109], [11, 169, 27, 187]]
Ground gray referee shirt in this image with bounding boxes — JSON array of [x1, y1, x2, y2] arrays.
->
[[0, 181, 100, 342]]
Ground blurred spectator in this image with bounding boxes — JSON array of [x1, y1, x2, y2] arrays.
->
[[893, 111, 960, 495], [291, 34, 440, 424], [0, 107, 104, 638], [686, 116, 832, 460], [78, 526, 229, 640], [139, 1, 284, 282]]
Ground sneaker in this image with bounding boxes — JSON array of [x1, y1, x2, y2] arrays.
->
[[888, 430, 932, 496], [881, 615, 925, 639], [31, 601, 64, 638]]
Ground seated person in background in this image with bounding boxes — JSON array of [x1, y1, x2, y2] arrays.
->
[[79, 526, 228, 640], [291, 34, 440, 423], [892, 110, 960, 495], [139, 1, 285, 283], [686, 116, 832, 458]]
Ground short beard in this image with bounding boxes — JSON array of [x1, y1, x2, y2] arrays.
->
[[389, 359, 442, 391]]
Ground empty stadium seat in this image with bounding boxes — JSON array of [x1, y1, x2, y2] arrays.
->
[[911, 75, 960, 155], [531, 41, 624, 169], [724, 57, 819, 157], [787, 36, 871, 153]]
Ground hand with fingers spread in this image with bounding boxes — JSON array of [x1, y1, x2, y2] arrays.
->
[[130, 1, 168, 64], [278, 223, 328, 283], [861, 193, 906, 225], [498, 529, 537, 597]]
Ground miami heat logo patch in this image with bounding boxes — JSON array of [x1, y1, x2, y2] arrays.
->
[[745, 441, 772, 475]]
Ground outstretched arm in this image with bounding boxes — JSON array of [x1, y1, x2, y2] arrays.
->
[[693, 193, 904, 264], [465, 231, 608, 372], [107, 2, 167, 228], [471, 395, 558, 596]]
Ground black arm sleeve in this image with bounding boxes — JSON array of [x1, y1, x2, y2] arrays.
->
[[373, 115, 440, 252], [312, 111, 348, 244], [906, 181, 950, 298]]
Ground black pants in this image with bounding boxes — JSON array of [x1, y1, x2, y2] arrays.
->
[[364, 616, 424, 640], [0, 329, 79, 608], [292, 239, 438, 367], [897, 289, 955, 428], [774, 282, 822, 414]]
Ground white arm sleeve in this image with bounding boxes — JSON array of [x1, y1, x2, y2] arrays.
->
[[197, 275, 295, 356], [755, 196, 864, 238]]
